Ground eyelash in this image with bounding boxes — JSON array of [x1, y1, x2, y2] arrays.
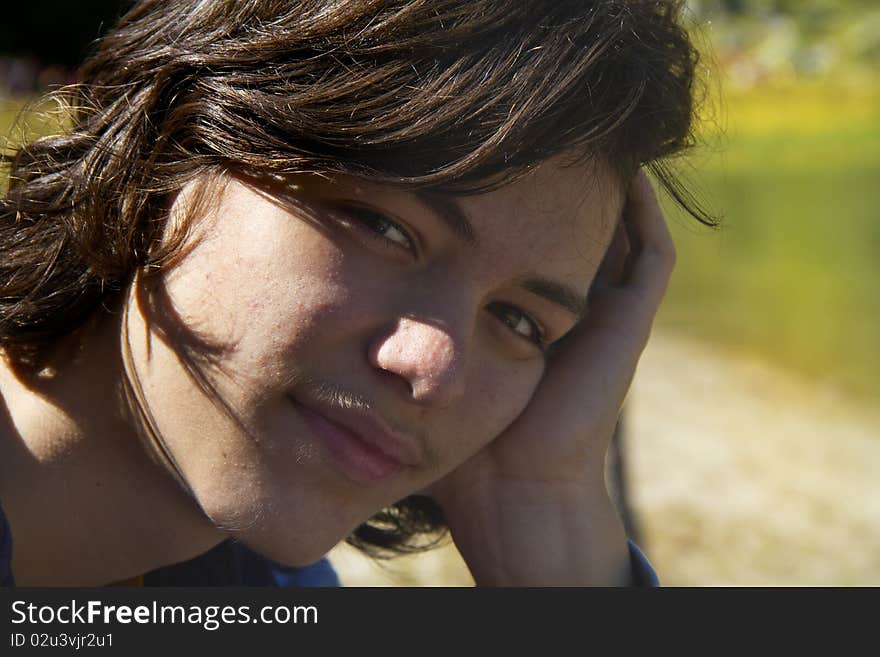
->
[[338, 203, 548, 351], [336, 203, 418, 256], [488, 302, 548, 350]]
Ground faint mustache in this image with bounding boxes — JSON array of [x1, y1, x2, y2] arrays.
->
[[285, 373, 375, 411], [288, 373, 434, 466], [298, 375, 372, 412]]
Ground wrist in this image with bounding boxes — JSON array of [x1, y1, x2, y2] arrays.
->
[[442, 482, 632, 586]]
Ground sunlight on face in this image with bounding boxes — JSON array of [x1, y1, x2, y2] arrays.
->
[[124, 158, 623, 565]]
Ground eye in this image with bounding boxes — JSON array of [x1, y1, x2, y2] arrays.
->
[[336, 203, 416, 254], [488, 302, 546, 348]]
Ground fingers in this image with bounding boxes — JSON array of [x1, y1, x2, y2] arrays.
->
[[623, 171, 676, 305], [591, 217, 629, 296], [547, 170, 675, 360], [590, 171, 675, 302], [496, 172, 677, 475], [554, 172, 675, 385]]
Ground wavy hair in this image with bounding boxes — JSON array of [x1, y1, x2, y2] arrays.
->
[[1, 0, 710, 556]]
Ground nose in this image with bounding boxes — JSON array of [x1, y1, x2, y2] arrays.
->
[[368, 316, 467, 408]]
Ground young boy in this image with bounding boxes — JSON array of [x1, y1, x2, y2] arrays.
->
[[0, 0, 708, 586]]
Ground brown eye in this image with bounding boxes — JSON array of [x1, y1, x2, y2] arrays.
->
[[488, 302, 545, 347], [338, 203, 416, 254]]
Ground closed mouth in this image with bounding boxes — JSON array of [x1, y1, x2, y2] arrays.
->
[[288, 394, 423, 484]]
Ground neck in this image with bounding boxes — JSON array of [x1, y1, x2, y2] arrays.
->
[[0, 311, 222, 585]]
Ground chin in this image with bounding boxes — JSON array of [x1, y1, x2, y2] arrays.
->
[[203, 491, 363, 568], [236, 520, 353, 568], [185, 438, 393, 567]]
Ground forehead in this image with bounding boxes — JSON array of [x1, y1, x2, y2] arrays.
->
[[280, 159, 623, 298], [451, 160, 624, 284]]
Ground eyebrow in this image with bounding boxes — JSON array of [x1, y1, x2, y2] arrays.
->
[[414, 191, 587, 320], [415, 191, 478, 245], [519, 276, 587, 320]]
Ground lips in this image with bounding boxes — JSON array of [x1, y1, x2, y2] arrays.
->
[[289, 395, 422, 485]]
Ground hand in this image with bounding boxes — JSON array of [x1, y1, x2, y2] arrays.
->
[[427, 172, 675, 585]]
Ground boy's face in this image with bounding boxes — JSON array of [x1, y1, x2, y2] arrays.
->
[[126, 159, 623, 565]]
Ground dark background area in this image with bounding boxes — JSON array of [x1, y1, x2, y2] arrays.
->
[[0, 1, 133, 65]]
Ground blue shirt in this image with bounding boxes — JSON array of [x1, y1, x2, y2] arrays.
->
[[0, 497, 337, 587], [0, 498, 657, 587]]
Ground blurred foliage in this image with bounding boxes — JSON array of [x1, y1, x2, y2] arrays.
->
[[688, 0, 880, 85], [658, 4, 880, 401]]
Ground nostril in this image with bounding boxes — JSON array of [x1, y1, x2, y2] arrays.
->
[[373, 367, 414, 397], [367, 316, 467, 407]]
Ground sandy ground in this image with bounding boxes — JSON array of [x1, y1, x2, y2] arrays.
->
[[328, 330, 880, 586]]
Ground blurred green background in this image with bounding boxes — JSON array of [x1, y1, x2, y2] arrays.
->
[[638, 0, 880, 585], [660, 0, 880, 402], [2, 1, 879, 586]]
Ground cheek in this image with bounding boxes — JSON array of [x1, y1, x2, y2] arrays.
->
[[161, 220, 362, 395], [442, 358, 544, 462]]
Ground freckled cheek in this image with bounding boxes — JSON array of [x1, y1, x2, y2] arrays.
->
[[169, 234, 365, 384], [232, 274, 362, 374], [443, 361, 543, 460]]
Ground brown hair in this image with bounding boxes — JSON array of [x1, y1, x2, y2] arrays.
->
[[1, 0, 711, 555]]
